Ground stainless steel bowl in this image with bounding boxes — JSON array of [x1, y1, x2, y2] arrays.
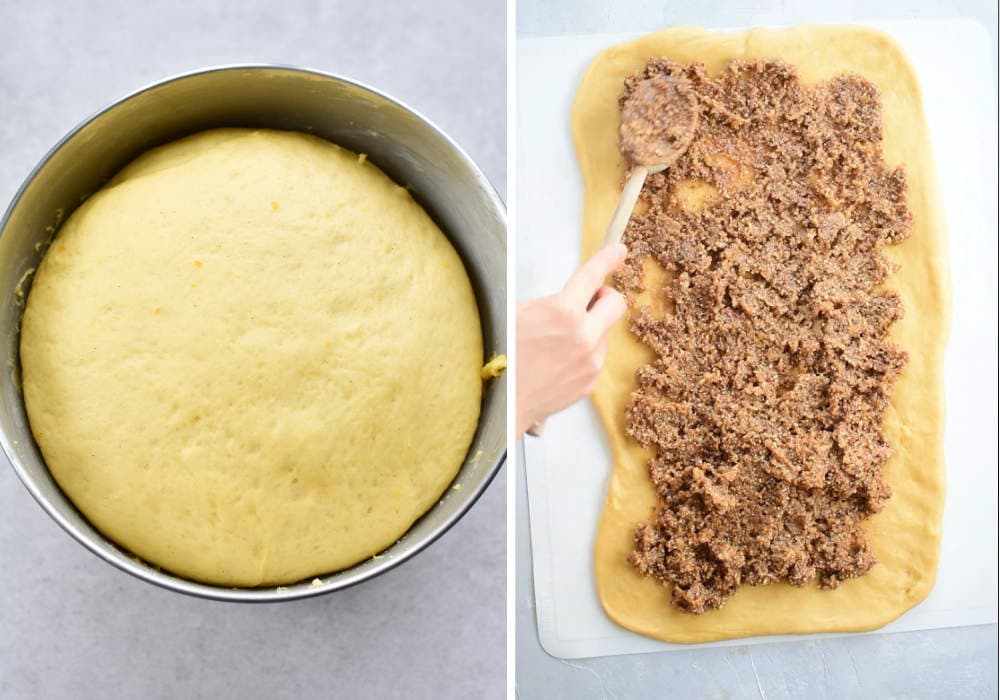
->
[[0, 65, 506, 601]]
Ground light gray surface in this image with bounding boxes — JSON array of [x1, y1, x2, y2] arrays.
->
[[0, 1, 505, 698], [515, 1, 998, 698]]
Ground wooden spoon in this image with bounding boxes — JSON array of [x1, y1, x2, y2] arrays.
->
[[525, 75, 699, 439], [604, 74, 699, 246]]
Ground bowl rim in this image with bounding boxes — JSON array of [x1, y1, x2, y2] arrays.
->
[[0, 63, 507, 602]]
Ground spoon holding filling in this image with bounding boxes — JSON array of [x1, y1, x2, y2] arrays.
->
[[605, 74, 699, 246]]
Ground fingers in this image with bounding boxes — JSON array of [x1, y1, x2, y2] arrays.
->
[[586, 285, 627, 337], [586, 284, 614, 311], [562, 243, 627, 309]]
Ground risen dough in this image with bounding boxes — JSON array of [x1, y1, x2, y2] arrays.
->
[[21, 129, 484, 587], [574, 26, 949, 642]]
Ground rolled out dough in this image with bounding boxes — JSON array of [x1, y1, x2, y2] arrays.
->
[[21, 129, 484, 587], [573, 26, 949, 643]]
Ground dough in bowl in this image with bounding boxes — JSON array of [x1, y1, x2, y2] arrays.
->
[[21, 128, 484, 587]]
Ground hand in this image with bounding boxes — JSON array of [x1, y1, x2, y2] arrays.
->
[[516, 243, 629, 436]]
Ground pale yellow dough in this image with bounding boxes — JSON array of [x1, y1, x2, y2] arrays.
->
[[21, 129, 484, 587], [574, 26, 949, 643]]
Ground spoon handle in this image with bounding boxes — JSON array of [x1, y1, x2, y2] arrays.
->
[[604, 166, 649, 247]]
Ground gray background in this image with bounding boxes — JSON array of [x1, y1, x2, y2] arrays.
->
[[516, 1, 998, 698], [0, 1, 505, 698]]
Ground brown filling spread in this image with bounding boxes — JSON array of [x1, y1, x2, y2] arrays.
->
[[614, 59, 912, 614]]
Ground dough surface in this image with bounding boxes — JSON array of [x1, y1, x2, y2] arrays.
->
[[21, 129, 484, 587], [573, 26, 949, 642]]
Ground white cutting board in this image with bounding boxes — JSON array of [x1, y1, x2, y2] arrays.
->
[[517, 18, 998, 660]]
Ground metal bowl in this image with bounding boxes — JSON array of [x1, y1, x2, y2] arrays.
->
[[0, 65, 506, 601]]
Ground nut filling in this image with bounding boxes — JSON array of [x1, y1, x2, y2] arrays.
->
[[615, 59, 912, 614]]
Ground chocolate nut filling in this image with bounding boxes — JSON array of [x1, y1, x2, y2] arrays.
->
[[615, 59, 911, 614]]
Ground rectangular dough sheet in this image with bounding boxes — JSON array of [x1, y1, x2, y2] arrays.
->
[[573, 25, 950, 643]]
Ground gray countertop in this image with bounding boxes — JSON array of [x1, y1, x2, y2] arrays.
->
[[0, 1, 505, 698], [515, 1, 997, 698]]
